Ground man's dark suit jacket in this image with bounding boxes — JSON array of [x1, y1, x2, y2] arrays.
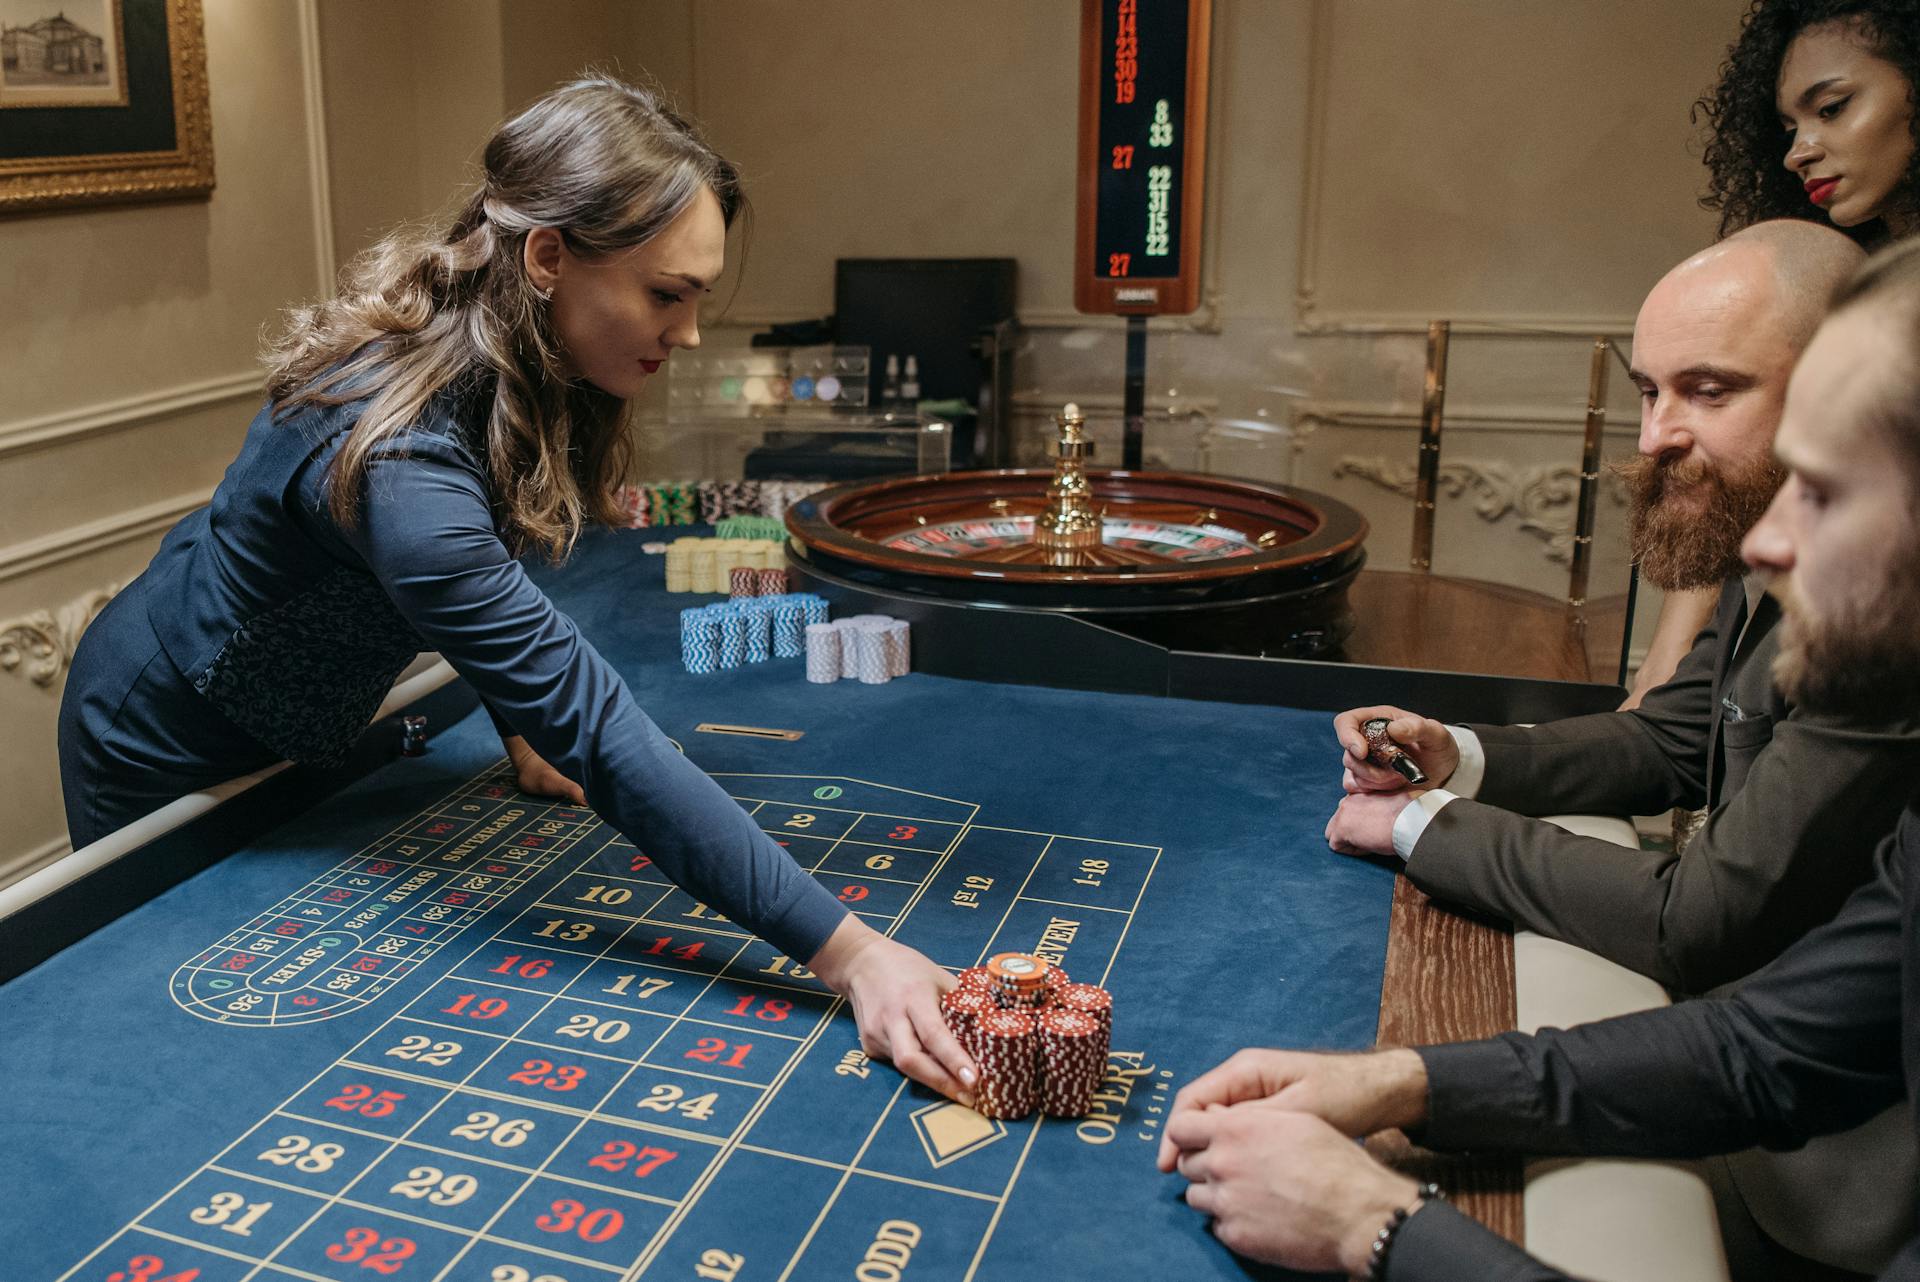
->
[[1407, 575, 1920, 993], [1383, 798, 1920, 1281]]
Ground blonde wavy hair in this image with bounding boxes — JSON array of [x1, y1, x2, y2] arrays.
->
[[266, 75, 743, 558]]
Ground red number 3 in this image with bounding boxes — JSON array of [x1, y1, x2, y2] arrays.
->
[[888, 826, 918, 842]]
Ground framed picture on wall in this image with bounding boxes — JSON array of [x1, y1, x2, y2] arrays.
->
[[0, 0, 212, 213]]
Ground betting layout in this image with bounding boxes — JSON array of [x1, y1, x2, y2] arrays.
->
[[170, 767, 589, 1027], [66, 770, 1162, 1282]]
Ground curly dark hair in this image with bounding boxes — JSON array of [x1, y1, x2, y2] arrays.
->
[[1696, 0, 1920, 244]]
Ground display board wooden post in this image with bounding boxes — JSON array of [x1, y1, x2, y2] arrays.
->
[[1075, 0, 1210, 468]]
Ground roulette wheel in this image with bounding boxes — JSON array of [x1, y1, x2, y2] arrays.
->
[[784, 405, 1369, 656]]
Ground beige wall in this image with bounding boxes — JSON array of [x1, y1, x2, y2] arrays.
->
[[1, 0, 1749, 880], [0, 0, 331, 883]]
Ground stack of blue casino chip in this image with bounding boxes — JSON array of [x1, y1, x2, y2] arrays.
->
[[743, 605, 771, 663], [717, 610, 745, 669], [772, 600, 805, 658], [679, 593, 832, 675], [680, 606, 717, 674]]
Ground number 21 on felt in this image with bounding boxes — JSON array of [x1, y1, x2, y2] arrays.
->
[[685, 1036, 751, 1067]]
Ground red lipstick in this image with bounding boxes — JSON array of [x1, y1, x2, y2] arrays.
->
[[1807, 177, 1839, 206]]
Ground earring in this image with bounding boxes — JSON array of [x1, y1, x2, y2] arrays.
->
[[538, 284, 554, 303]]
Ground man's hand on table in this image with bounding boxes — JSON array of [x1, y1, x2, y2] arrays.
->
[[1333, 705, 1458, 793], [808, 916, 979, 1107], [1158, 1048, 1433, 1273], [1170, 1107, 1425, 1274], [1325, 789, 1417, 858], [1157, 1047, 1429, 1167]]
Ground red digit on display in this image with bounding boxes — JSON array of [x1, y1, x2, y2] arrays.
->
[[888, 826, 918, 842], [441, 993, 510, 1019], [629, 854, 653, 872], [1111, 144, 1134, 169], [837, 885, 869, 903]]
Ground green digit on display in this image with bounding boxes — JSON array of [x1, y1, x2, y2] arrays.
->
[[812, 786, 843, 800]]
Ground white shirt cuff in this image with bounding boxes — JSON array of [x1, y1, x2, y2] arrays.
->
[[1392, 789, 1459, 861], [1444, 725, 1485, 798]]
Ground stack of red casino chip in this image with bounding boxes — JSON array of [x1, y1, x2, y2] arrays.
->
[[955, 966, 995, 996], [1057, 982, 1113, 1038], [973, 1009, 1039, 1119], [1038, 1008, 1106, 1117], [986, 952, 1050, 1008], [939, 987, 997, 1059]]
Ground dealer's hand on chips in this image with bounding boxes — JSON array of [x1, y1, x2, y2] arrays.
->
[[809, 916, 980, 1106]]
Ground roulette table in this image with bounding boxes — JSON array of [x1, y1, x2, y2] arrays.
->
[[0, 519, 1619, 1282]]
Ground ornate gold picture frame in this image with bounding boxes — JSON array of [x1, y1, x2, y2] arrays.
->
[[0, 0, 212, 214]]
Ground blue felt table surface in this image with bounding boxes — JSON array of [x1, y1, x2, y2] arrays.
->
[[0, 525, 1393, 1282]]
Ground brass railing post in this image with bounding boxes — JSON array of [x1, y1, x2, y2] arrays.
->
[[1568, 336, 1611, 607], [1410, 320, 1450, 572]]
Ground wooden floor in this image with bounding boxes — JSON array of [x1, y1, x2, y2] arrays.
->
[[1356, 569, 1623, 1244]]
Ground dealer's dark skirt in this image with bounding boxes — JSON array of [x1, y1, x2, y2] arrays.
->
[[58, 579, 276, 848]]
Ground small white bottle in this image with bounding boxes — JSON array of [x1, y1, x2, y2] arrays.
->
[[881, 354, 901, 412], [900, 355, 921, 411]]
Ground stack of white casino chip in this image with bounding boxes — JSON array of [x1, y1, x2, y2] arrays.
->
[[796, 616, 911, 685], [804, 623, 841, 683]]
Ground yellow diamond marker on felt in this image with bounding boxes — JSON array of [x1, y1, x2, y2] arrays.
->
[[910, 1099, 1007, 1168]]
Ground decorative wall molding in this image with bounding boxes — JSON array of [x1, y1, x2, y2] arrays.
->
[[297, 0, 338, 296], [0, 583, 119, 689], [1332, 454, 1628, 566], [0, 490, 212, 585], [1298, 403, 1638, 437], [0, 370, 263, 461]]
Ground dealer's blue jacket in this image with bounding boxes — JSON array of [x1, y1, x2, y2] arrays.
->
[[58, 378, 847, 963]]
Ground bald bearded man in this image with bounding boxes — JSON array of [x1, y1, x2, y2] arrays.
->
[[1324, 221, 1920, 1275], [1326, 221, 1908, 996]]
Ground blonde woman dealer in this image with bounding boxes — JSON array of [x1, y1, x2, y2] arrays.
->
[[57, 77, 980, 1105]]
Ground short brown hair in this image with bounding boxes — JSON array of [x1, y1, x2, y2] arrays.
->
[[1828, 238, 1920, 493]]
